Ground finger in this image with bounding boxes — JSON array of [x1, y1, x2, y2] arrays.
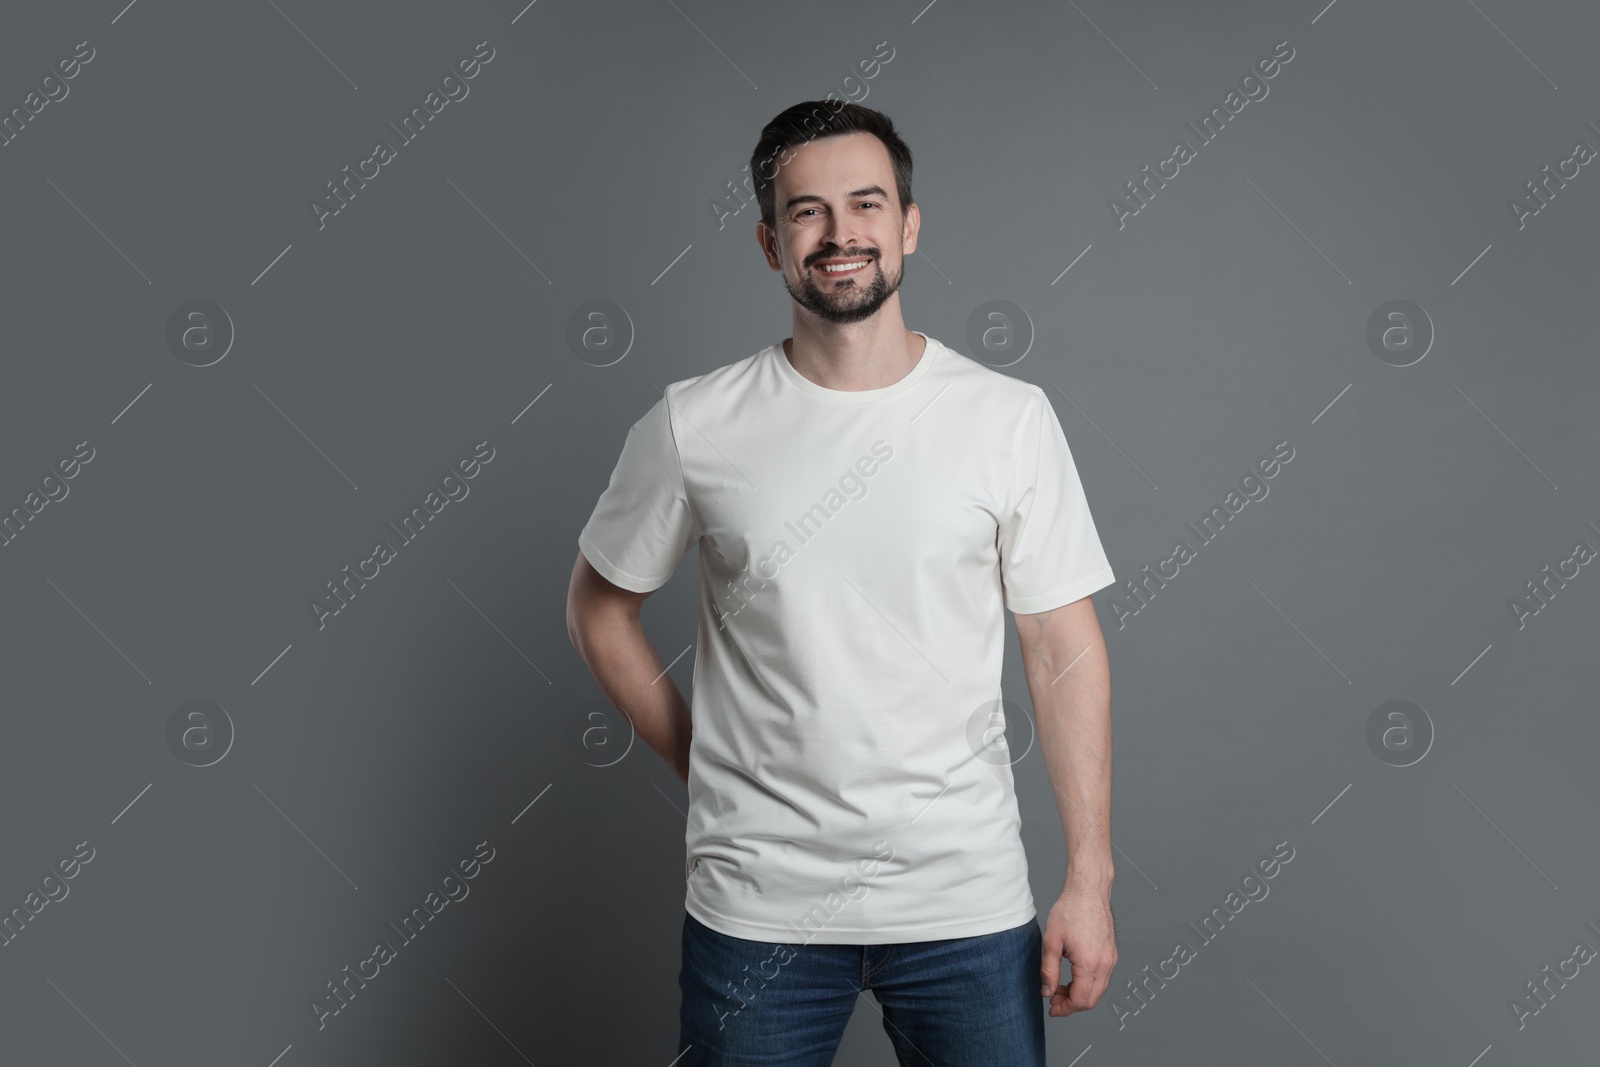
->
[[1040, 953, 1060, 996], [1039, 931, 1066, 996], [1065, 967, 1110, 1012], [1079, 951, 1117, 1010], [1087, 967, 1115, 1009]]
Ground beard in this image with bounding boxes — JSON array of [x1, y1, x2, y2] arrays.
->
[[782, 251, 903, 325]]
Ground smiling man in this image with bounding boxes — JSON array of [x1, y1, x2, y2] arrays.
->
[[567, 101, 1119, 1065]]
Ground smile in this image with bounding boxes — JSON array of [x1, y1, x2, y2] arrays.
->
[[817, 260, 871, 275]]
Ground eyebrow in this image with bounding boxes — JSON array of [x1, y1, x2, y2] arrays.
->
[[782, 185, 890, 213]]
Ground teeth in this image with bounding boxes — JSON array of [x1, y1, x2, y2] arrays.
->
[[820, 261, 869, 272]]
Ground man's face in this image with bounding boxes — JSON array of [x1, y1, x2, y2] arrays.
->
[[760, 131, 918, 326]]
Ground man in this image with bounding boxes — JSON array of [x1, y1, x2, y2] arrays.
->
[[567, 100, 1118, 1065]]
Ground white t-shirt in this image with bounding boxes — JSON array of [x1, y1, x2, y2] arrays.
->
[[578, 331, 1116, 945]]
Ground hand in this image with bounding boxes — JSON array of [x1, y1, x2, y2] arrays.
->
[[1040, 882, 1116, 1018]]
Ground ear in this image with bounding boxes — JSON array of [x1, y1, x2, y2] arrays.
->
[[757, 219, 783, 271], [900, 201, 920, 257]]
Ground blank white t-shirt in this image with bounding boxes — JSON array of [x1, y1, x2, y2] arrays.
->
[[578, 332, 1115, 945]]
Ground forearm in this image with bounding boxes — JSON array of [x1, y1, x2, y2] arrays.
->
[[571, 607, 693, 785], [1017, 609, 1114, 892]]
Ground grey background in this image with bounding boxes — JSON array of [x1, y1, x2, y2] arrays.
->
[[2, 0, 1597, 1064]]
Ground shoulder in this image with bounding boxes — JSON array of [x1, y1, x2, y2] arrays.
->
[[660, 345, 769, 411], [926, 336, 1048, 413]]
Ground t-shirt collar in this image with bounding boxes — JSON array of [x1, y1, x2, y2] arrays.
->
[[771, 331, 940, 403]]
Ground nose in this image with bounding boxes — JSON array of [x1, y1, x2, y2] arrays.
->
[[820, 214, 868, 258]]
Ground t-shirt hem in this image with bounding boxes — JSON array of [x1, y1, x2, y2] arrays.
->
[[1006, 565, 1117, 615], [577, 531, 672, 593], [684, 893, 1037, 946]]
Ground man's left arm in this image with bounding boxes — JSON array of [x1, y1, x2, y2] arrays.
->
[[1014, 594, 1117, 1019]]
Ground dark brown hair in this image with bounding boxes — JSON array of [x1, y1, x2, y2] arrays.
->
[[748, 100, 914, 230]]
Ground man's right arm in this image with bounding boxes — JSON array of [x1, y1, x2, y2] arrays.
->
[[565, 551, 692, 786]]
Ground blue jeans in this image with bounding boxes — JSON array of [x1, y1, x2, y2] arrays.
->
[[677, 911, 1046, 1066]]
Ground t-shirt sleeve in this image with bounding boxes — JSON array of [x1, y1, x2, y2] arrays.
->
[[577, 393, 698, 593], [997, 389, 1117, 614]]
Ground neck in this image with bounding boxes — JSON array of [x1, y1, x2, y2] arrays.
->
[[782, 314, 927, 392]]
